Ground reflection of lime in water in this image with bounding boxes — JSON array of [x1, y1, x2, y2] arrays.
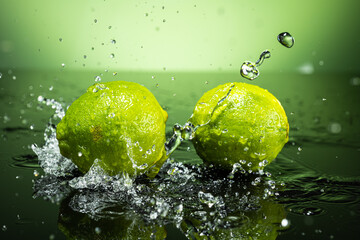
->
[[58, 194, 167, 240], [56, 81, 168, 177], [189, 82, 289, 172]]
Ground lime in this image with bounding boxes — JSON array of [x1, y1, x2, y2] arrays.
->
[[56, 81, 168, 177], [189, 82, 289, 172]]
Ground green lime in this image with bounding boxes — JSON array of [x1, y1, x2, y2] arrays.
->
[[56, 81, 168, 177], [189, 82, 289, 172]]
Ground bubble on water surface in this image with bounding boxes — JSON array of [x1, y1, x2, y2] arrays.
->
[[277, 32, 295, 48]]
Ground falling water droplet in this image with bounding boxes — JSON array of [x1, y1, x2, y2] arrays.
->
[[255, 50, 271, 67], [281, 218, 290, 227], [2, 225, 7, 231], [94, 227, 101, 234], [277, 32, 295, 48], [0, 72, 2, 78], [240, 61, 259, 80], [94, 76, 101, 82], [110, 53, 115, 58], [111, 39, 116, 44], [33, 170, 39, 177], [328, 122, 342, 134], [59, 38, 63, 42], [94, 19, 98, 23], [113, 72, 117, 76], [61, 63, 65, 68]]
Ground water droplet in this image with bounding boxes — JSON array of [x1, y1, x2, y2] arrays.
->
[[322, 98, 327, 101], [328, 122, 342, 134], [2, 225, 7, 231], [162, 19, 166, 22], [49, 86, 53, 91], [12, 75, 16, 80], [110, 53, 115, 58], [240, 61, 259, 80], [205, 81, 208, 84], [255, 50, 271, 67], [151, 75, 155, 79], [33, 170, 39, 177], [281, 218, 290, 227], [83, 55, 87, 59], [138, 163, 148, 170], [171, 76, 175, 80], [61, 63, 65, 68], [108, 26, 112, 29], [350, 77, 360, 86], [59, 38, 63, 42], [30, 124, 34, 130], [37, 96, 45, 102], [94, 76, 101, 82], [78, 152, 83, 157], [113, 72, 117, 76], [277, 32, 295, 48], [111, 39, 116, 44], [95, 227, 101, 234], [145, 13, 149, 17], [155, 83, 159, 88], [94, 19, 98, 23], [108, 112, 115, 118], [298, 62, 314, 74], [319, 60, 324, 66], [150, 212, 158, 219]]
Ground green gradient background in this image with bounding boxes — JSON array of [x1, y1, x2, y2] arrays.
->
[[1, 1, 360, 239], [1, 0, 359, 72]]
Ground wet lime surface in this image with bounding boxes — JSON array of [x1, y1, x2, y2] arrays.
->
[[1, 70, 360, 239]]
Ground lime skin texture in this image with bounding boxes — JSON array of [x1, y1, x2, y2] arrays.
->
[[189, 82, 289, 172], [56, 81, 168, 177]]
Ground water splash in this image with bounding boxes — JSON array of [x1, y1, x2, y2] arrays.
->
[[255, 50, 271, 67], [164, 123, 195, 155], [240, 50, 270, 80]]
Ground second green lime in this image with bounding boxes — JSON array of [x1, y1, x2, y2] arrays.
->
[[189, 82, 289, 172]]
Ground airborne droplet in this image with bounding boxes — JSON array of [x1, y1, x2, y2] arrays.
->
[[255, 50, 271, 67], [240, 61, 259, 80], [277, 32, 295, 48]]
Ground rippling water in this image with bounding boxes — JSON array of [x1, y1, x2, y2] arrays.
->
[[1, 71, 360, 239]]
